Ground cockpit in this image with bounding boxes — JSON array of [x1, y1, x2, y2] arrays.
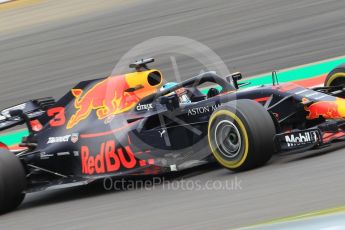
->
[[127, 58, 239, 112], [155, 71, 236, 106]]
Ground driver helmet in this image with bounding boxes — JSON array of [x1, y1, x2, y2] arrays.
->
[[160, 82, 191, 104]]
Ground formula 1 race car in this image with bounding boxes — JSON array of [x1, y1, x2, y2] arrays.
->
[[1, 58, 345, 213]]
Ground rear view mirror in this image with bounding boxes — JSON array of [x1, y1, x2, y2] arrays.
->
[[226, 72, 250, 89], [231, 72, 243, 89]]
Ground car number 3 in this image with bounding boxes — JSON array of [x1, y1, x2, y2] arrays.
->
[[47, 107, 66, 127]]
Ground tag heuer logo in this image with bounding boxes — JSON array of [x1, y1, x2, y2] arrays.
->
[[71, 133, 79, 143]]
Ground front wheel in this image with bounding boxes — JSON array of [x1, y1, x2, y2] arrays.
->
[[0, 149, 26, 214], [325, 65, 345, 87], [208, 99, 276, 172]]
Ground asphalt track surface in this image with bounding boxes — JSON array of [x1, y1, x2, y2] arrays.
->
[[1, 0, 345, 229]]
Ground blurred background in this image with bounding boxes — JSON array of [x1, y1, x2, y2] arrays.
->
[[1, 0, 345, 229]]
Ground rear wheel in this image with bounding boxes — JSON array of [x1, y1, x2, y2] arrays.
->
[[208, 99, 276, 172], [0, 149, 26, 214]]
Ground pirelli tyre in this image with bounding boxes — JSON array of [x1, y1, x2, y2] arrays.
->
[[325, 64, 345, 87], [208, 99, 276, 172], [0, 149, 26, 214]]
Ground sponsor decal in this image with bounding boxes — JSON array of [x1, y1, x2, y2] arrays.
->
[[71, 133, 79, 143], [81, 140, 137, 175], [67, 75, 140, 129], [136, 103, 154, 111], [81, 140, 155, 175], [187, 104, 219, 116], [57, 152, 70, 156], [40, 152, 54, 160], [47, 135, 71, 144], [284, 131, 319, 147], [305, 98, 345, 120], [159, 129, 166, 138]]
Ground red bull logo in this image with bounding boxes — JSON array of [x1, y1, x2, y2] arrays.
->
[[67, 75, 140, 129], [67, 70, 163, 129], [81, 140, 136, 175], [305, 98, 345, 120]]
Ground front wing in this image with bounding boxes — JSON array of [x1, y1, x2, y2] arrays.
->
[[275, 120, 345, 154]]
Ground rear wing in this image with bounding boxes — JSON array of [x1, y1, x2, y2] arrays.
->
[[0, 97, 55, 132]]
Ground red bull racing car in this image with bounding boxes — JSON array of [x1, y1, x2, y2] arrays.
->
[[1, 58, 345, 213]]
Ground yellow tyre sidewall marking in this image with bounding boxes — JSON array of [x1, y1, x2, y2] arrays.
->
[[208, 110, 249, 169], [326, 72, 345, 86]]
